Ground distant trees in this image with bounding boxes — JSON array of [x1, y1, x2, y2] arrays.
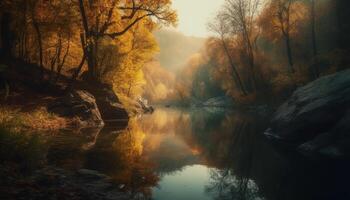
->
[[195, 0, 348, 103]]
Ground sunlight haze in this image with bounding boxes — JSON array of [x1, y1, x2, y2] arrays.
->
[[171, 0, 225, 37]]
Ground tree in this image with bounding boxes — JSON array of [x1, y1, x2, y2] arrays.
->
[[221, 0, 261, 91], [208, 14, 247, 96], [0, 12, 14, 59], [27, 0, 44, 79], [272, 0, 296, 73], [112, 19, 159, 99], [77, 0, 177, 82], [336, 0, 350, 50], [310, 0, 319, 78], [310, 0, 317, 57]]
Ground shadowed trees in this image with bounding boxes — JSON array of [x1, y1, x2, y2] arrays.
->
[[336, 0, 350, 50], [272, 0, 296, 73], [0, 12, 14, 59]]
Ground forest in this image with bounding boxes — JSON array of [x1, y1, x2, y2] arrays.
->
[[0, 0, 349, 108], [0, 0, 350, 199], [170, 0, 350, 106]]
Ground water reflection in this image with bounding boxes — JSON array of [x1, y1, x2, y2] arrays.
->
[[45, 108, 350, 200], [206, 169, 261, 200]]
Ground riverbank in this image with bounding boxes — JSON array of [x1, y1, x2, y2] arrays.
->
[[0, 97, 74, 133], [0, 83, 82, 133], [0, 127, 128, 200], [0, 106, 69, 132], [0, 59, 132, 130]]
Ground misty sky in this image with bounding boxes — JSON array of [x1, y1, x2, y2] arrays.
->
[[172, 0, 225, 38]]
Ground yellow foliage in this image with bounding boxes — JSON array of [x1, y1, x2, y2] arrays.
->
[[112, 20, 159, 99], [142, 61, 176, 102]]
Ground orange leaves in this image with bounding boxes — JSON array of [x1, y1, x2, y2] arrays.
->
[[258, 0, 309, 41]]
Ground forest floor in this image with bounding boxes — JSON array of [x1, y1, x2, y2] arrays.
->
[[0, 87, 76, 133], [0, 59, 84, 132]]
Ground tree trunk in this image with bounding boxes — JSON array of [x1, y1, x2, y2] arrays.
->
[[336, 0, 350, 50], [221, 39, 248, 96], [242, 26, 257, 91], [0, 12, 14, 59], [311, 0, 319, 78], [65, 34, 86, 91], [55, 39, 70, 84], [65, 54, 86, 92], [78, 0, 102, 83], [31, 10, 44, 79], [284, 34, 295, 73], [311, 0, 318, 57]]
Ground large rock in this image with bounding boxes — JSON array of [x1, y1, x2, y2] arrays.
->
[[137, 97, 154, 113], [265, 69, 350, 158], [49, 90, 104, 127], [84, 84, 129, 126]]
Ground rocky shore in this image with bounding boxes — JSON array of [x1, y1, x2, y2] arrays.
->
[[265, 69, 350, 159]]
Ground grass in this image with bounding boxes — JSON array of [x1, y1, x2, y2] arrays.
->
[[0, 106, 67, 132]]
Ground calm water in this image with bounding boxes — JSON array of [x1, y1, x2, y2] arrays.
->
[[45, 108, 350, 200]]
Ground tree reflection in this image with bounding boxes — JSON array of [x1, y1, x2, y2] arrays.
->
[[47, 127, 103, 169], [198, 112, 266, 200], [44, 108, 350, 200], [206, 169, 261, 200], [85, 119, 160, 199]]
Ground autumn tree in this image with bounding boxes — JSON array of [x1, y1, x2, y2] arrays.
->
[[271, 0, 305, 73], [208, 14, 247, 96], [0, 0, 81, 81], [77, 0, 177, 82], [220, 0, 261, 91]]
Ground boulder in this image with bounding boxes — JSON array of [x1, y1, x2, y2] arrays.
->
[[265, 69, 350, 158], [137, 97, 154, 113], [48, 90, 104, 127], [85, 84, 129, 125]]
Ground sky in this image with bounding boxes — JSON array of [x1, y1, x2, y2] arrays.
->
[[171, 0, 226, 38]]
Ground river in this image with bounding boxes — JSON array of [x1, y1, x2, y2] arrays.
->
[[34, 108, 350, 199]]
